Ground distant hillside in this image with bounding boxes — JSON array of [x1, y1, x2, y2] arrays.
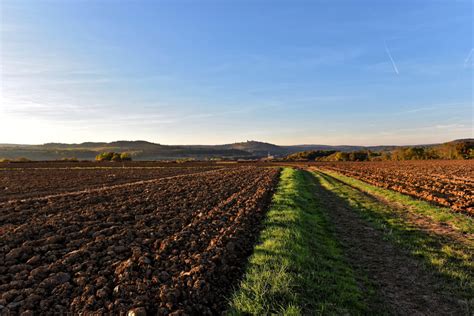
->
[[0, 139, 471, 161], [217, 141, 285, 156], [285, 139, 474, 161], [284, 144, 365, 152], [0, 141, 253, 161]]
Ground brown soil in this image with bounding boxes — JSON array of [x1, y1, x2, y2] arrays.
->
[[313, 168, 473, 246], [0, 166, 223, 202], [309, 170, 467, 315], [0, 167, 280, 315], [316, 160, 474, 215]]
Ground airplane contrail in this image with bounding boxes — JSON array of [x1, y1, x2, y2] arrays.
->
[[464, 48, 473, 67], [384, 41, 399, 75]]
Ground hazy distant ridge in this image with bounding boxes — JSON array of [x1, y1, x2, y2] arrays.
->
[[0, 139, 471, 161]]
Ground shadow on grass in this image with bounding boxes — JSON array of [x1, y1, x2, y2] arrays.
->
[[312, 171, 473, 309], [227, 168, 375, 315]]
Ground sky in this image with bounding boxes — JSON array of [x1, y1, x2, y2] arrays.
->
[[0, 0, 472, 146]]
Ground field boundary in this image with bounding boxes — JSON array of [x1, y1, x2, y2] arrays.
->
[[312, 170, 473, 313], [313, 161, 474, 215], [315, 168, 474, 236], [228, 168, 368, 315]]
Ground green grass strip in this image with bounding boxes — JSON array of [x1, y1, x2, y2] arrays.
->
[[321, 170, 473, 234], [313, 170, 474, 305], [228, 168, 368, 315]]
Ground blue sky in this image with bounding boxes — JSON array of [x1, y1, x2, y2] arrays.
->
[[0, 0, 472, 145]]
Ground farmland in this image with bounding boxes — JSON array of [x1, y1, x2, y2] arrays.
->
[[0, 166, 223, 202], [0, 165, 279, 314], [315, 160, 474, 215], [0, 160, 472, 315], [230, 164, 472, 315]]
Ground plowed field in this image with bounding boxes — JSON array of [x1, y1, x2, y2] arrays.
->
[[0, 166, 279, 315], [316, 160, 474, 215], [0, 166, 221, 202]]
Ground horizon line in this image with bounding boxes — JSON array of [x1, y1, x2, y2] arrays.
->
[[1, 137, 471, 148]]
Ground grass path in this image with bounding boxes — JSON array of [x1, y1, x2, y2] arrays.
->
[[228, 168, 472, 315], [313, 170, 473, 314], [319, 169, 473, 235], [228, 168, 369, 315]]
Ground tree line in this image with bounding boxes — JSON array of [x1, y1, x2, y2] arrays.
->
[[95, 152, 132, 162], [285, 140, 473, 162]]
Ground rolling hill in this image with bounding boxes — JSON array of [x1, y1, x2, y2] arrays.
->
[[0, 139, 471, 161]]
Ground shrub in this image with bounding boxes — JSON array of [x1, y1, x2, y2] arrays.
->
[[335, 152, 349, 161], [95, 152, 132, 162], [286, 150, 336, 161], [95, 152, 114, 161], [111, 153, 122, 162], [349, 151, 369, 161], [120, 152, 132, 161]]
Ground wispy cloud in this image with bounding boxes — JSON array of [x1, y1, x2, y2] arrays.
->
[[402, 107, 436, 114], [464, 48, 473, 67], [384, 41, 399, 75], [367, 60, 466, 76]]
